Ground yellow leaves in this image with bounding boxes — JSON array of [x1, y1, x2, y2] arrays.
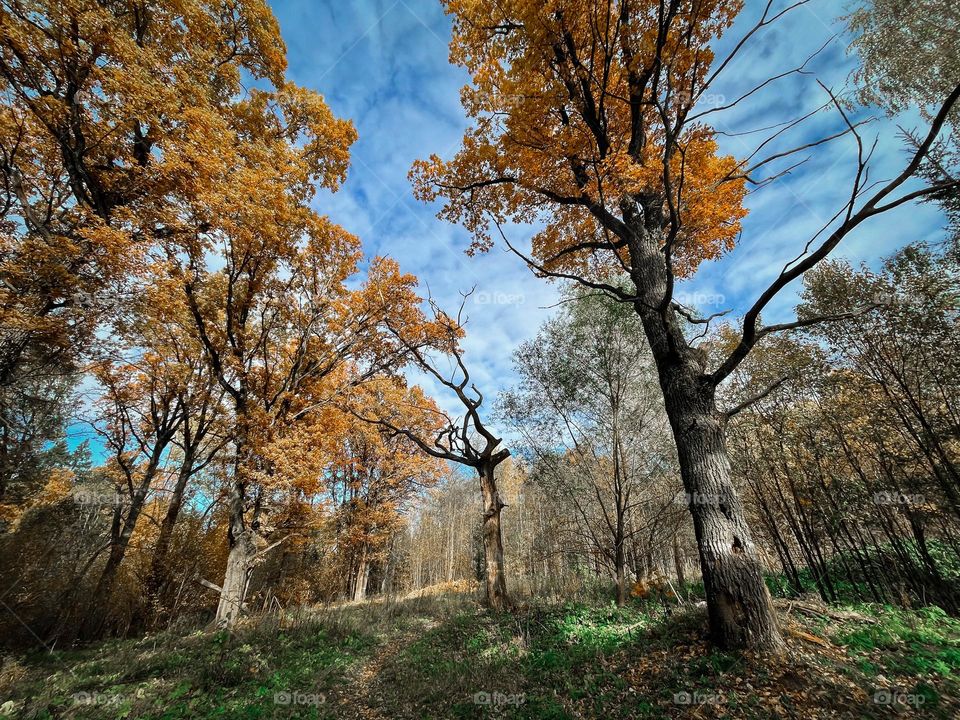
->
[[1, 0, 459, 568], [0, 503, 19, 527], [664, 135, 748, 277], [34, 468, 74, 507], [260, 430, 330, 497], [0, 0, 328, 402], [0, 0, 306, 236], [420, 0, 751, 280], [0, 467, 76, 531], [409, 154, 448, 203], [327, 376, 446, 548], [234, 0, 289, 83], [276, 83, 357, 192]]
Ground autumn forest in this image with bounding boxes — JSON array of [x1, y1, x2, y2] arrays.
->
[[0, 0, 959, 718]]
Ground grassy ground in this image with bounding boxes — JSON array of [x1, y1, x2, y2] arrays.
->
[[1, 589, 959, 719]]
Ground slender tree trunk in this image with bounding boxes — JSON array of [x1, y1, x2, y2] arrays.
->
[[614, 500, 628, 605], [615, 541, 628, 605], [447, 510, 456, 582], [478, 463, 510, 610], [672, 531, 686, 588], [147, 451, 194, 602], [381, 534, 398, 596], [353, 545, 369, 602], [612, 425, 628, 606], [81, 479, 152, 638]]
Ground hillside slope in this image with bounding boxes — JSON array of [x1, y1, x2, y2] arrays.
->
[[1, 591, 958, 719]]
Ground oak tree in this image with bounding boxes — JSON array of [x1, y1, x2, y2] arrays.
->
[[413, 0, 960, 650]]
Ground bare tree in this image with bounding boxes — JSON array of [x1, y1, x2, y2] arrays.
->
[[352, 296, 512, 611], [499, 284, 680, 603]]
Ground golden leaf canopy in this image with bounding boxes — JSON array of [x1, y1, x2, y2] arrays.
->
[[412, 0, 747, 278]]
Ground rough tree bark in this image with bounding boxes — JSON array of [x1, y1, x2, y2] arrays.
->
[[667, 386, 782, 650], [626, 202, 785, 652], [215, 478, 257, 628], [479, 462, 510, 611]]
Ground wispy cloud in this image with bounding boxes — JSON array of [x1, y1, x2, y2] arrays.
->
[[272, 0, 949, 423]]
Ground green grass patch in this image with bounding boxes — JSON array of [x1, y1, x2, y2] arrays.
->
[[2, 593, 960, 719]]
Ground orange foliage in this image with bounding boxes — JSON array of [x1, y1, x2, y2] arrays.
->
[[411, 0, 747, 279], [631, 574, 676, 601], [330, 376, 447, 551], [0, 0, 331, 374]]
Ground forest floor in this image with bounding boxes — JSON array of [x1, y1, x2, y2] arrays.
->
[[1, 585, 959, 719]]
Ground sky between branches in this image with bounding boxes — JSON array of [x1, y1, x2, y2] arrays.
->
[[60, 0, 950, 455]]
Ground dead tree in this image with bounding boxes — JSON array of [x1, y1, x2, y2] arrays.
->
[[353, 296, 512, 611]]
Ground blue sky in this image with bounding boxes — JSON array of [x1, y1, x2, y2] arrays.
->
[[268, 0, 949, 421], [63, 0, 951, 456], [275, 0, 564, 417]]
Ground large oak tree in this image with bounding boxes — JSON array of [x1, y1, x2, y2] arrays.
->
[[413, 0, 960, 650]]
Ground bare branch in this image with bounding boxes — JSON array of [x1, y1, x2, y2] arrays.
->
[[712, 79, 960, 384]]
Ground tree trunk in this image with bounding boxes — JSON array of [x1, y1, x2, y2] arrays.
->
[[381, 534, 398, 596], [624, 227, 783, 649], [147, 452, 194, 603], [614, 493, 627, 605], [215, 479, 256, 628], [613, 426, 628, 605], [672, 531, 686, 588], [615, 542, 628, 605], [353, 545, 369, 602], [664, 379, 784, 652], [623, 195, 784, 652], [478, 463, 511, 611], [81, 480, 151, 638]]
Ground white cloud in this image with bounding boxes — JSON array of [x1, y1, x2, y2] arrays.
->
[[273, 0, 952, 436]]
